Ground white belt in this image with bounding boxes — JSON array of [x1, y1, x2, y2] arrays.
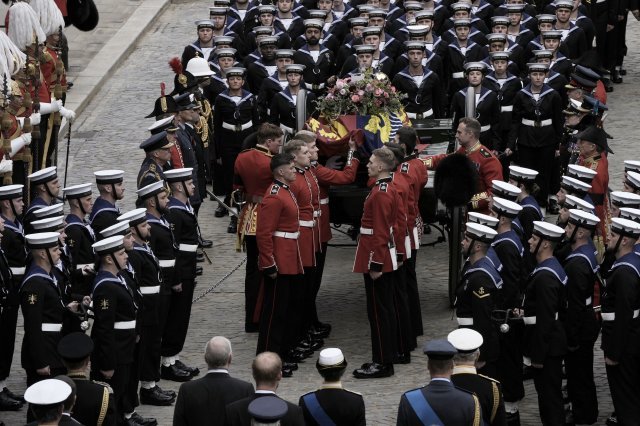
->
[[586, 296, 592, 306], [457, 317, 474, 326], [404, 235, 412, 260], [280, 124, 294, 134], [299, 220, 315, 227], [523, 313, 558, 325], [75, 264, 92, 270], [320, 198, 329, 205], [178, 243, 198, 252], [41, 323, 62, 332], [114, 320, 136, 330], [140, 285, 161, 295], [501, 105, 513, 112], [406, 109, 433, 120], [360, 227, 374, 235], [305, 82, 325, 90], [602, 309, 640, 321], [480, 125, 490, 132], [596, 0, 606, 3], [412, 226, 420, 249], [10, 267, 25, 275], [521, 118, 552, 127], [452, 72, 464, 79], [222, 121, 253, 132], [158, 259, 176, 268], [313, 210, 321, 218], [273, 231, 299, 239]]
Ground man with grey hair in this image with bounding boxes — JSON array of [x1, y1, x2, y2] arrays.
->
[[173, 337, 254, 426]]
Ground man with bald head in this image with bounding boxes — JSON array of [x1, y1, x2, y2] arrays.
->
[[173, 337, 254, 426]]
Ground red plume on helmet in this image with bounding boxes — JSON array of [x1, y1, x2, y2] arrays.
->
[[168, 57, 183, 75]]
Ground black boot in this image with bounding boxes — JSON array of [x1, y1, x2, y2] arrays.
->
[[214, 204, 228, 217], [506, 411, 521, 426], [227, 216, 238, 234]]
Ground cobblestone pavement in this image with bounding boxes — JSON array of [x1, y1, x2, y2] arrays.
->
[[2, 1, 640, 424]]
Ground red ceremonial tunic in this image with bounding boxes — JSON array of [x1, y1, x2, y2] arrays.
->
[[289, 167, 318, 267], [400, 155, 429, 249]]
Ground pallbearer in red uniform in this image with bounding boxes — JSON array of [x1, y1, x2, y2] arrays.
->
[[255, 153, 304, 378], [423, 117, 503, 215], [353, 147, 400, 379], [233, 123, 283, 333]]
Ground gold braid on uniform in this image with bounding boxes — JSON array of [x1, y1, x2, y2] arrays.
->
[[97, 386, 109, 426], [196, 100, 212, 148], [470, 191, 488, 209], [490, 382, 499, 423], [472, 394, 481, 426]]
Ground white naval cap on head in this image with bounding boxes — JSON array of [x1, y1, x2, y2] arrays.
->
[[568, 209, 600, 230], [447, 328, 483, 353], [468, 212, 499, 229], [0, 184, 23, 200], [610, 217, 640, 238], [618, 207, 640, 223], [567, 164, 597, 183], [626, 171, 640, 191], [509, 165, 538, 183], [94, 170, 124, 185], [560, 175, 591, 194], [465, 222, 497, 243], [137, 180, 166, 200], [118, 208, 148, 226], [532, 221, 565, 242], [62, 183, 92, 199], [93, 235, 125, 255], [23, 378, 71, 406], [100, 220, 131, 239], [492, 180, 521, 201], [28, 166, 57, 185], [318, 348, 345, 367], [563, 194, 594, 212], [624, 160, 640, 173], [31, 215, 64, 231], [164, 168, 194, 183], [25, 232, 60, 249], [491, 196, 523, 218], [611, 191, 640, 208], [33, 203, 64, 219]]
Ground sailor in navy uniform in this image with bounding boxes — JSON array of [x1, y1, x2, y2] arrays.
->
[[444, 19, 488, 102], [24, 166, 61, 235], [257, 49, 295, 123], [391, 24, 445, 78], [137, 118, 176, 190], [482, 33, 521, 76], [299, 348, 366, 426], [335, 17, 367, 67], [181, 20, 217, 66], [343, 44, 376, 78], [274, 0, 305, 42], [89, 170, 124, 236], [562, 209, 600, 425], [557, 174, 594, 209], [448, 328, 506, 426], [0, 184, 26, 411], [396, 339, 481, 426], [522, 221, 568, 426], [387, 1, 424, 41], [391, 41, 444, 120], [553, 0, 588, 60], [292, 19, 336, 97], [90, 235, 139, 425], [455, 222, 501, 379], [502, 4, 535, 48], [269, 64, 316, 137], [208, 7, 246, 55], [247, 35, 280, 93], [340, 26, 393, 78], [162, 169, 201, 382], [440, 2, 489, 46], [466, 212, 503, 274], [489, 196, 525, 424], [244, 6, 293, 53]]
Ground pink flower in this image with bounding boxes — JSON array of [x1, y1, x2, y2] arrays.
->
[[326, 93, 334, 100], [336, 81, 345, 89], [358, 90, 365, 96], [383, 92, 389, 98], [366, 83, 373, 91], [351, 94, 361, 103], [374, 88, 383, 97], [391, 86, 397, 93], [340, 89, 347, 95]]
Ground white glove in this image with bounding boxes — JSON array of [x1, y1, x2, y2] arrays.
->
[[59, 106, 76, 122], [30, 112, 41, 126], [10, 133, 32, 157], [0, 159, 13, 174], [39, 101, 59, 114]]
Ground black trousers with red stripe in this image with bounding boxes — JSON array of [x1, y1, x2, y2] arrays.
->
[[392, 265, 416, 354], [244, 236, 262, 330], [364, 272, 397, 364]]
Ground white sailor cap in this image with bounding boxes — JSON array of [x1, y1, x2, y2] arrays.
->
[[32, 216, 65, 231], [404, 2, 424, 11], [567, 164, 597, 183], [465, 222, 497, 243], [308, 9, 330, 18], [213, 35, 234, 45], [348, 17, 368, 27], [452, 18, 471, 27], [486, 33, 508, 44], [618, 207, 640, 223], [509, 165, 538, 183], [195, 19, 215, 29], [28, 166, 57, 185], [216, 48, 237, 58], [532, 49, 554, 59], [451, 1, 472, 11], [554, 0, 573, 9], [253, 25, 274, 35], [491, 15, 509, 26], [208, 7, 228, 16], [468, 212, 499, 229], [464, 62, 487, 74], [24, 378, 71, 406], [541, 30, 563, 39], [258, 4, 277, 14], [25, 232, 60, 249], [489, 51, 510, 62], [626, 171, 640, 191], [100, 220, 131, 239], [94, 170, 124, 185], [527, 62, 549, 73], [367, 8, 387, 18], [284, 64, 305, 74], [33, 203, 64, 219], [354, 44, 376, 55], [361, 26, 383, 37], [404, 41, 426, 51], [164, 168, 194, 183], [536, 14, 557, 23], [415, 9, 435, 20], [563, 194, 594, 212], [93, 235, 126, 255], [118, 208, 148, 227], [303, 19, 324, 29], [560, 175, 591, 195], [0, 184, 23, 200], [406, 24, 430, 36], [318, 348, 346, 367], [447, 328, 483, 353], [492, 180, 521, 201], [137, 180, 166, 200], [624, 160, 640, 173], [505, 3, 525, 12], [611, 191, 640, 208], [610, 217, 640, 238], [275, 49, 295, 59], [226, 67, 246, 77], [568, 209, 600, 230], [532, 221, 565, 242], [491, 196, 523, 218], [63, 183, 92, 199]]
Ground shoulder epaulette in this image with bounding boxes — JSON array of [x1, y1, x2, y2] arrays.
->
[[270, 184, 280, 195], [479, 148, 492, 158], [379, 182, 388, 192], [92, 380, 114, 393], [342, 388, 362, 396], [477, 373, 501, 384]]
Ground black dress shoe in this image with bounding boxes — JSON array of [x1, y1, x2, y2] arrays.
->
[[196, 266, 203, 276], [281, 367, 293, 378], [612, 69, 623, 84], [314, 321, 332, 334], [395, 352, 411, 364], [227, 216, 238, 234], [604, 78, 614, 92], [0, 390, 22, 411], [140, 386, 175, 406], [161, 364, 192, 382], [298, 338, 323, 352], [353, 362, 394, 379], [196, 252, 205, 263], [1, 387, 24, 404], [214, 204, 228, 217], [158, 386, 176, 399], [308, 327, 330, 340], [285, 350, 309, 363], [505, 411, 521, 426], [282, 361, 298, 371], [128, 412, 158, 426], [620, 68, 627, 76], [606, 412, 618, 426], [175, 359, 200, 376], [199, 239, 213, 248]]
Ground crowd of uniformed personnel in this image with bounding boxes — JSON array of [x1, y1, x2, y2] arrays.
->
[[0, 0, 640, 423]]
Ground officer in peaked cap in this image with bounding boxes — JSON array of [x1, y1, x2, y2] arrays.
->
[[57, 332, 117, 426], [601, 218, 640, 425], [397, 339, 481, 425], [299, 348, 366, 425], [522, 221, 568, 425], [23, 378, 72, 424], [89, 170, 125, 236], [448, 328, 507, 426], [138, 118, 176, 189], [456, 222, 501, 379]]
